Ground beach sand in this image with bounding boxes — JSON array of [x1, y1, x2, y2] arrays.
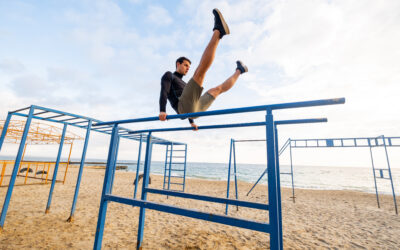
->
[[0, 165, 399, 249]]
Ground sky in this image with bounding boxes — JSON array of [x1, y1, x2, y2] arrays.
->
[[0, 0, 399, 168]]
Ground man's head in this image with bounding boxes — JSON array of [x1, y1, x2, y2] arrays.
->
[[176, 56, 191, 75]]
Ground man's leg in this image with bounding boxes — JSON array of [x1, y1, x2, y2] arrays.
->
[[192, 30, 220, 86], [207, 61, 248, 98], [192, 9, 230, 87]]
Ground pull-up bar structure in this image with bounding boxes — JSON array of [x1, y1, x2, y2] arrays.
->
[[0, 105, 178, 230], [92, 97, 345, 250], [225, 118, 328, 215], [247, 136, 399, 214]]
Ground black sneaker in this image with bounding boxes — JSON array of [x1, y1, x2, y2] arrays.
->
[[236, 61, 248, 74], [213, 8, 230, 39]]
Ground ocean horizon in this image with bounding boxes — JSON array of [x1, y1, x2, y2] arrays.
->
[[1, 156, 398, 195]]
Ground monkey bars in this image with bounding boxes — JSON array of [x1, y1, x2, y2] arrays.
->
[[0, 105, 177, 230]]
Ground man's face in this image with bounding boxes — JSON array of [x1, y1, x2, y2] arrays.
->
[[176, 60, 191, 75]]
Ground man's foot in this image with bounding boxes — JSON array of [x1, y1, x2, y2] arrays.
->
[[236, 61, 248, 74], [213, 8, 230, 39]]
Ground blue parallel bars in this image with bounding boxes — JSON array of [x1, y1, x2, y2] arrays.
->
[[45, 123, 68, 213], [93, 98, 345, 249], [0, 107, 34, 230], [67, 120, 92, 222]]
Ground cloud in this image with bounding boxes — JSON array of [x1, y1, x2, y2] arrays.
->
[[0, 59, 26, 74], [146, 5, 173, 26]]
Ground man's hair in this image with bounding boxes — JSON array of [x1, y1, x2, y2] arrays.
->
[[176, 56, 191, 68]]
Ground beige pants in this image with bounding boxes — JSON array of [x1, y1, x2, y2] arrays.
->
[[178, 78, 215, 116]]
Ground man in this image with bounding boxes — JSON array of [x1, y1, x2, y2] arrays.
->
[[159, 8, 248, 130]]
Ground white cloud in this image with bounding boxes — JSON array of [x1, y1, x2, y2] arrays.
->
[[146, 5, 173, 26], [0, 59, 26, 74]]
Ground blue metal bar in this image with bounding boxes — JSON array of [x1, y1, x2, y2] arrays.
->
[[93, 124, 119, 249], [146, 188, 269, 210], [0, 112, 12, 151], [137, 132, 153, 249], [246, 169, 268, 196], [10, 106, 31, 113], [183, 144, 188, 192], [0, 107, 34, 229], [275, 118, 327, 125], [130, 118, 328, 134], [163, 144, 169, 190], [274, 125, 283, 247], [233, 140, 239, 211], [225, 139, 233, 215], [131, 122, 267, 134], [133, 134, 143, 199], [45, 114, 65, 119], [167, 143, 174, 191], [67, 120, 92, 222], [382, 137, 398, 214], [289, 141, 295, 203], [59, 117, 79, 122], [109, 135, 120, 193], [45, 123, 68, 213], [265, 110, 282, 250], [105, 195, 271, 233], [96, 98, 345, 126]]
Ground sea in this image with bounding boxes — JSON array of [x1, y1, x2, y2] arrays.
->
[[1, 156, 399, 195]]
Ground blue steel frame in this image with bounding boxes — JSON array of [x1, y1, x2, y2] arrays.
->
[[92, 97, 345, 249], [249, 136, 399, 215], [225, 118, 328, 214], [0, 105, 177, 230]]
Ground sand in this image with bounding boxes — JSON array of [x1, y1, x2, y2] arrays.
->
[[0, 165, 399, 249]]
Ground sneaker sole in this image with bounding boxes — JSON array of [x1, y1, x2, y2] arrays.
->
[[237, 60, 248, 72], [214, 8, 230, 35]]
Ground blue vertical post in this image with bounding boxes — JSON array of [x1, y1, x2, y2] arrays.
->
[[225, 139, 233, 215], [163, 144, 169, 189], [167, 143, 173, 190], [183, 144, 188, 192], [137, 132, 153, 249], [289, 140, 295, 203], [0, 112, 12, 151], [67, 120, 92, 222], [382, 136, 398, 214], [109, 135, 120, 193], [233, 140, 239, 211], [274, 125, 283, 247], [45, 123, 68, 213], [93, 124, 119, 250], [369, 146, 380, 208], [0, 107, 34, 230], [134, 134, 143, 198], [265, 109, 282, 250]]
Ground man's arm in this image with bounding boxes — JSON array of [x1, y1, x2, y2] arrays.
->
[[159, 72, 172, 121]]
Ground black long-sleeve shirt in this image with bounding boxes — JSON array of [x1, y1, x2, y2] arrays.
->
[[159, 71, 194, 124]]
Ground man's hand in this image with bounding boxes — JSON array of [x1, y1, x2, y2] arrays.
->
[[191, 122, 198, 131], [159, 112, 167, 121]]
